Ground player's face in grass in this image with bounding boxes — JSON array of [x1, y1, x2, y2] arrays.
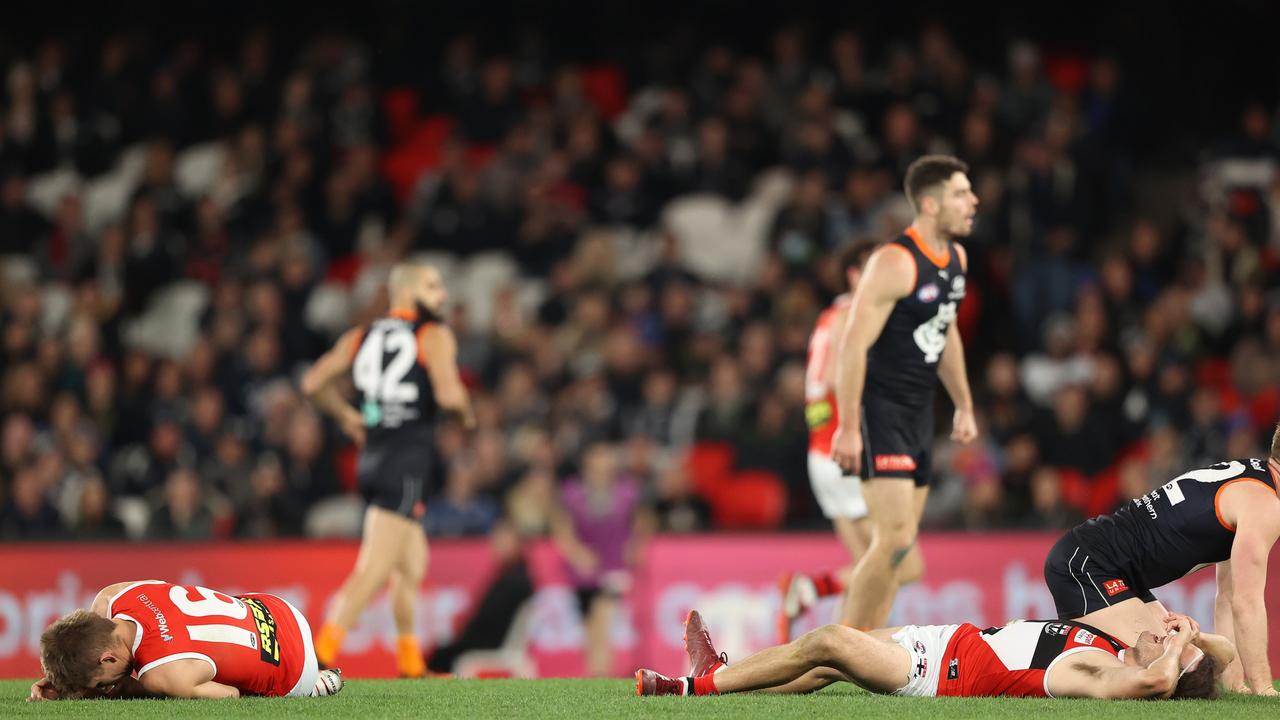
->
[[86, 646, 131, 693], [932, 172, 978, 237]]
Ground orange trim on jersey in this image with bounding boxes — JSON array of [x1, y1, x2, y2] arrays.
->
[[415, 323, 435, 368], [388, 308, 417, 321], [348, 326, 366, 362], [1214, 478, 1274, 532], [904, 226, 951, 269], [882, 243, 917, 291]]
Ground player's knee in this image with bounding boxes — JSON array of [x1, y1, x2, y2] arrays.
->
[[795, 624, 848, 663]]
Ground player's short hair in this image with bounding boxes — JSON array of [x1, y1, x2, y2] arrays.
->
[[838, 241, 877, 282], [1271, 421, 1280, 462], [40, 609, 117, 693], [904, 155, 969, 212], [388, 260, 436, 293], [1170, 654, 1220, 700]]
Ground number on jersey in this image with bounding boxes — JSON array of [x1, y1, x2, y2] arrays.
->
[[170, 585, 257, 651], [1162, 461, 1248, 506], [353, 326, 419, 404]]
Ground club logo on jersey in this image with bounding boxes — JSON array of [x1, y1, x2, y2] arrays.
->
[[1074, 629, 1097, 646], [912, 301, 957, 363], [241, 597, 282, 666], [917, 283, 940, 303], [875, 454, 918, 472], [947, 658, 959, 680], [1044, 623, 1071, 637], [1103, 579, 1128, 597], [948, 276, 966, 300]]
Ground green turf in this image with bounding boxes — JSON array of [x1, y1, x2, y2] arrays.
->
[[3, 678, 1275, 719]]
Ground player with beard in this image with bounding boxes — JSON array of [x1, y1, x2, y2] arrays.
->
[[302, 261, 474, 677], [829, 156, 979, 630]]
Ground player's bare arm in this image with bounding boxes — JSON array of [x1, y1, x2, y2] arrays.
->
[[935, 242, 975, 443], [937, 321, 977, 444], [1214, 561, 1248, 691], [1220, 481, 1280, 694], [301, 327, 367, 444], [420, 324, 475, 429], [1049, 614, 1200, 699], [831, 246, 914, 475], [139, 657, 240, 699], [823, 306, 850, 391]]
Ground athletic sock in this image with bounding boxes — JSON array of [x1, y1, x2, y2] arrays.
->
[[692, 673, 719, 695], [315, 624, 346, 667], [813, 572, 845, 597]]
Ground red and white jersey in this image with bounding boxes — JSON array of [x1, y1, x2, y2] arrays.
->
[[108, 581, 309, 697], [805, 294, 852, 455], [936, 620, 1127, 698]]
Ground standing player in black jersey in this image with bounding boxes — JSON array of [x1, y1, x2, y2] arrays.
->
[[1043, 425, 1280, 695], [301, 261, 474, 677], [830, 155, 979, 630]]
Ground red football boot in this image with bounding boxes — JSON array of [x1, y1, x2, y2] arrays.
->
[[683, 610, 728, 677], [635, 669, 684, 696]]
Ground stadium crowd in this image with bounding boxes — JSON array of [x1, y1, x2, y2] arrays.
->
[[0, 16, 1278, 543]]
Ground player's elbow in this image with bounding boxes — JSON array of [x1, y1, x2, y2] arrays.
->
[[1130, 671, 1175, 699]]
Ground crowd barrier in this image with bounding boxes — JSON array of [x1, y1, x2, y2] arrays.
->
[[0, 533, 1269, 678]]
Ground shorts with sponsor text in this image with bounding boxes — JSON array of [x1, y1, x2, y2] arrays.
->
[[1042, 530, 1157, 619], [861, 393, 933, 487], [889, 623, 962, 697]]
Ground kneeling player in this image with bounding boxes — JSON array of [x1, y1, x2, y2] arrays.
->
[[637, 610, 1228, 700], [29, 580, 344, 701]]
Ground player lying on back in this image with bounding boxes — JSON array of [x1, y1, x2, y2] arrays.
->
[[636, 610, 1229, 700], [28, 580, 344, 701]]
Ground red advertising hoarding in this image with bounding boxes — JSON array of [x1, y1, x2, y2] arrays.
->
[[0, 533, 1268, 679]]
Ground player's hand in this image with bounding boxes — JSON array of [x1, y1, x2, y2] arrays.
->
[[340, 411, 367, 446], [831, 425, 862, 476], [951, 407, 978, 444], [28, 677, 59, 702], [1164, 613, 1200, 645]]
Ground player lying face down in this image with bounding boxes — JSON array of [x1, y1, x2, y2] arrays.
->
[[637, 610, 1229, 700], [28, 580, 344, 702]]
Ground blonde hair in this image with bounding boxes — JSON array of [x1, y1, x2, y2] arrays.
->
[[40, 610, 117, 693]]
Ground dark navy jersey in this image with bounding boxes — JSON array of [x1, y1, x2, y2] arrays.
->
[[865, 228, 967, 410], [350, 310, 438, 448], [1071, 458, 1278, 590]]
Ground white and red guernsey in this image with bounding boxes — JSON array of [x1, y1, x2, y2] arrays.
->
[[108, 581, 312, 697], [805, 294, 852, 456], [936, 620, 1128, 697]]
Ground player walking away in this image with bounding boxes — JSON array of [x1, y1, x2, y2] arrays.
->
[[30, 580, 344, 700], [302, 261, 474, 678], [777, 241, 877, 643], [636, 609, 1228, 700], [1042, 424, 1280, 696], [830, 155, 979, 629]]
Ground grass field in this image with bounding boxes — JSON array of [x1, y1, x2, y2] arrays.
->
[[3, 677, 1274, 719]]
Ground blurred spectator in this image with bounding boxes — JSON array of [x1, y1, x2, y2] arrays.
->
[[425, 519, 535, 674], [552, 442, 650, 676], [427, 455, 500, 537], [146, 468, 215, 540], [0, 465, 64, 539], [68, 473, 127, 540]]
